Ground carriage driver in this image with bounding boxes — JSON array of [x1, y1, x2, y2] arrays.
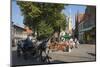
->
[[23, 34, 33, 51]]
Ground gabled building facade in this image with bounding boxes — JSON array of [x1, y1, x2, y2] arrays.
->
[[77, 6, 96, 44], [11, 22, 33, 46]]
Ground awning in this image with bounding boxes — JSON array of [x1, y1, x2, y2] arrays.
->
[[80, 26, 95, 32], [62, 34, 70, 40]]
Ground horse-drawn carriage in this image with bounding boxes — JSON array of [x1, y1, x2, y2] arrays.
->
[[17, 40, 37, 58], [17, 38, 51, 63]]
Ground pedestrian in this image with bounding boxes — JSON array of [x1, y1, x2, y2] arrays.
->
[[17, 40, 22, 57], [69, 38, 75, 49], [74, 38, 79, 48]]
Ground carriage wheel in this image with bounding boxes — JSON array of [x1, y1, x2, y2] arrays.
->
[[17, 51, 20, 57], [23, 52, 28, 60], [17, 49, 21, 57]]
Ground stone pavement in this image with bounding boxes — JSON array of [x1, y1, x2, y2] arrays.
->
[[49, 44, 96, 63], [11, 44, 96, 66]]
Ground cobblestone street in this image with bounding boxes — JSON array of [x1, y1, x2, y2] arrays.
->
[[49, 44, 96, 63], [11, 44, 96, 66]]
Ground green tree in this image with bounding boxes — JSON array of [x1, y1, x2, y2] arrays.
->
[[17, 1, 67, 39]]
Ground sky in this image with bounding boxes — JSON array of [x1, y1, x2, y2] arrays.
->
[[12, 0, 24, 27], [63, 5, 86, 29], [12, 0, 86, 29]]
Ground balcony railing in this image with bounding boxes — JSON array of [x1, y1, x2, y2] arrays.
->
[[14, 34, 27, 39]]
